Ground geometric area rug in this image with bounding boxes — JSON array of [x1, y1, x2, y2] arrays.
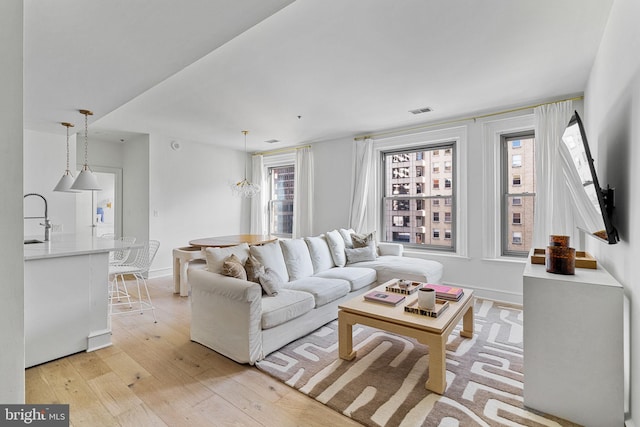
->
[[256, 299, 580, 427]]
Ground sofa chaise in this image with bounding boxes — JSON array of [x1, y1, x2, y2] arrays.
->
[[189, 229, 443, 364]]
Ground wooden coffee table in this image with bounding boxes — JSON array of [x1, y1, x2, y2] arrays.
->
[[338, 280, 474, 394]]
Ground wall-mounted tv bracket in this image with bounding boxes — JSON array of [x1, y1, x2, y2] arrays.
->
[[602, 185, 615, 216]]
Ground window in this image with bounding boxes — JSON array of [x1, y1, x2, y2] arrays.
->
[[444, 212, 452, 223], [512, 212, 521, 224], [502, 132, 535, 256], [512, 154, 522, 168], [268, 165, 294, 237], [383, 143, 455, 251]]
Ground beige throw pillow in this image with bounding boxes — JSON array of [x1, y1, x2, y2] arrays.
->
[[351, 231, 376, 248], [258, 267, 282, 296], [222, 254, 247, 280], [244, 254, 264, 283]]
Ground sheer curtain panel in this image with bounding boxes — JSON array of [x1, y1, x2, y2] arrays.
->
[[349, 138, 377, 234], [293, 147, 314, 238], [250, 154, 268, 235], [532, 101, 574, 247]]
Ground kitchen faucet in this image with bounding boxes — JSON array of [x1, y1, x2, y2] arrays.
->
[[24, 193, 52, 241]]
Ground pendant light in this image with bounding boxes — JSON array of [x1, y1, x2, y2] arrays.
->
[[53, 122, 79, 192], [230, 130, 260, 198], [70, 109, 102, 191]]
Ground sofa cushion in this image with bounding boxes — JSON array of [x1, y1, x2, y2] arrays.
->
[[314, 267, 376, 291], [345, 242, 377, 264], [339, 228, 356, 248], [353, 255, 444, 284], [204, 243, 250, 274], [222, 254, 247, 280], [280, 239, 314, 280], [305, 235, 335, 273], [325, 230, 347, 267], [261, 289, 315, 330], [285, 277, 350, 307], [250, 241, 289, 282]]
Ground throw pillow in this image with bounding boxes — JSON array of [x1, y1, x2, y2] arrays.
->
[[325, 229, 347, 267], [258, 267, 283, 296], [249, 241, 290, 283], [345, 242, 377, 264], [222, 254, 247, 280], [204, 243, 250, 274], [244, 254, 264, 283], [339, 228, 356, 248], [351, 231, 376, 248]]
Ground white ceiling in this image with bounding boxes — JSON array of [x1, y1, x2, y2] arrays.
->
[[25, 0, 614, 152]]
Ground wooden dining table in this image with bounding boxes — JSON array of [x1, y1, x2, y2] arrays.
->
[[173, 234, 278, 296], [188, 234, 277, 248]]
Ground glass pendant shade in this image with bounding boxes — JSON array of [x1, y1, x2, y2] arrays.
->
[[230, 130, 260, 198], [54, 122, 79, 192], [71, 109, 102, 191]]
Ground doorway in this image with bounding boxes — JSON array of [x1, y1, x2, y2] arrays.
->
[[75, 166, 123, 237]]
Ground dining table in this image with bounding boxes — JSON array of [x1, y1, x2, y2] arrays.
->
[[173, 234, 278, 296]]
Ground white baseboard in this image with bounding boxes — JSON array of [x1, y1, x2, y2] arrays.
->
[[149, 267, 172, 279], [443, 280, 523, 305]]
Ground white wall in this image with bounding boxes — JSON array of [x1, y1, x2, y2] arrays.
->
[[122, 134, 150, 245], [0, 0, 24, 403], [584, 0, 640, 421], [148, 135, 249, 275], [24, 129, 77, 236]]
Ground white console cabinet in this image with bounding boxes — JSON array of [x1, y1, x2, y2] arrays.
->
[[523, 257, 624, 427]]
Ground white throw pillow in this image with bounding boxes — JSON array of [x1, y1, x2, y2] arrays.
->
[[250, 241, 289, 282], [339, 228, 356, 248], [304, 235, 335, 273], [325, 229, 347, 267], [345, 242, 377, 264], [280, 239, 314, 280], [258, 267, 282, 296], [204, 243, 250, 274]]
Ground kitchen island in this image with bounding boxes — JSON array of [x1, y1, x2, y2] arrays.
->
[[24, 234, 136, 368]]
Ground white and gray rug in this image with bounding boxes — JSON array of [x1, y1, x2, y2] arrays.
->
[[256, 299, 579, 427]]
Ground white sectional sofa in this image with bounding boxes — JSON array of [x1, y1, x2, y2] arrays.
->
[[189, 229, 443, 364]]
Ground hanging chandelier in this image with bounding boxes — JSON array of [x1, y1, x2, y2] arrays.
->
[[70, 109, 102, 191], [230, 130, 260, 198], [53, 121, 78, 192]]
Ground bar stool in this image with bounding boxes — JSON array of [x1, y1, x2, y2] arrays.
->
[[109, 240, 160, 322]]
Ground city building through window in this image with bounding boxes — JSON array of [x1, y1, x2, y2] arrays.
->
[[383, 144, 455, 251], [268, 165, 294, 237]]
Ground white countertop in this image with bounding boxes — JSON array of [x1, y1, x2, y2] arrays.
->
[[24, 233, 136, 261]]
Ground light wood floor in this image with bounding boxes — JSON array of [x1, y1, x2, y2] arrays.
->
[[25, 275, 361, 427]]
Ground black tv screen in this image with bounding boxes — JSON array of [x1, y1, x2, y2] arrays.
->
[[560, 111, 618, 244]]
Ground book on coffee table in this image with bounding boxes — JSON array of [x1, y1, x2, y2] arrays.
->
[[404, 299, 450, 318], [421, 283, 464, 301], [364, 291, 406, 306]]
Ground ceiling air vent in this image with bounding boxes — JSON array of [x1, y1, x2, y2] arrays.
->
[[409, 107, 433, 115], [265, 139, 280, 144]]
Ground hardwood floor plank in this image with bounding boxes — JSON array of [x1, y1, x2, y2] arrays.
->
[[25, 275, 361, 427]]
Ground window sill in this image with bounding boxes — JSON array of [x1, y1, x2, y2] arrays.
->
[[402, 248, 470, 261]]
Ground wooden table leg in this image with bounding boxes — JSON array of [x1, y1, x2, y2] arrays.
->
[[338, 310, 356, 360], [460, 304, 474, 338], [422, 334, 447, 394]]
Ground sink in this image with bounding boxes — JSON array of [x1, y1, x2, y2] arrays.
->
[[24, 239, 44, 244]]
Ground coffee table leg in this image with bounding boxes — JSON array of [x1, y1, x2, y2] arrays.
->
[[422, 334, 446, 394], [338, 310, 356, 360], [460, 304, 474, 338]]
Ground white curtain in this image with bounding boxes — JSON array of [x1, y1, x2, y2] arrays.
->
[[349, 138, 377, 233], [532, 101, 574, 247], [293, 147, 314, 238], [250, 154, 268, 235]]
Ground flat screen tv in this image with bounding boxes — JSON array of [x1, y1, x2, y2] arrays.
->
[[560, 111, 618, 244]]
